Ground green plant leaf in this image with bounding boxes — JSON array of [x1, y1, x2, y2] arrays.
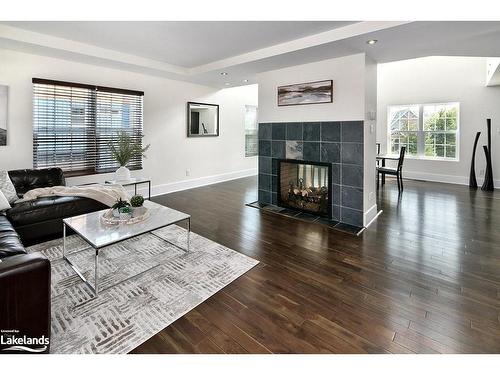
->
[[107, 131, 151, 167]]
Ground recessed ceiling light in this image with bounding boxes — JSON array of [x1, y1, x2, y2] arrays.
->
[[224, 83, 230, 86], [243, 79, 249, 83], [366, 39, 378, 45], [220, 72, 228, 76]]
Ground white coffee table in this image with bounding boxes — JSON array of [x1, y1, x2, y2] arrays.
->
[[62, 200, 190, 296]]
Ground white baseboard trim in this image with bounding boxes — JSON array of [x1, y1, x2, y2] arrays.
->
[[364, 209, 383, 229], [400, 171, 500, 188], [363, 204, 378, 227], [134, 168, 257, 198]]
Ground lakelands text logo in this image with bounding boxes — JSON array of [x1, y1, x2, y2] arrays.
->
[[1, 329, 49, 353]]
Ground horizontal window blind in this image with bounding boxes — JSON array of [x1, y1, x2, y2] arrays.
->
[[33, 78, 144, 176]]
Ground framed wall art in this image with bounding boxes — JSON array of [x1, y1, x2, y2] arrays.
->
[[277, 79, 333, 106]]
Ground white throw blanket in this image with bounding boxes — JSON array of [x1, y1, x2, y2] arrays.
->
[[19, 184, 129, 207]]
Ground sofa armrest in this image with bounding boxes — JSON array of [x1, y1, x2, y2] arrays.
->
[[0, 253, 51, 353]]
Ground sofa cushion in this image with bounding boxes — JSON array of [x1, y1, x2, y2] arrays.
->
[[0, 170, 18, 203], [8, 168, 66, 197], [6, 195, 107, 227], [0, 190, 11, 212], [0, 215, 26, 259]]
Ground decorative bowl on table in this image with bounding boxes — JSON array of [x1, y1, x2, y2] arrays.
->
[[101, 206, 150, 225]]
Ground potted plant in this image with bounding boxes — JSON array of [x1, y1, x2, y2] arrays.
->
[[118, 206, 133, 220], [107, 131, 150, 182], [130, 194, 146, 217], [112, 198, 130, 218]]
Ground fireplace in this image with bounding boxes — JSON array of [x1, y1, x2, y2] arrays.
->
[[277, 159, 332, 218]]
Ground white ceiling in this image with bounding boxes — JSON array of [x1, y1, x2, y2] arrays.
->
[[2, 21, 354, 67], [1, 21, 500, 88]]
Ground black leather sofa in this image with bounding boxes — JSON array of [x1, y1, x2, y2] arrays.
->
[[0, 168, 108, 353], [6, 168, 107, 245]]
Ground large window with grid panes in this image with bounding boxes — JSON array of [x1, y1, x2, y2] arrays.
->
[[387, 102, 459, 160]]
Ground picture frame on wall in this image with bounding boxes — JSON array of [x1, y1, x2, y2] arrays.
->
[[0, 85, 7, 146], [277, 79, 333, 107]]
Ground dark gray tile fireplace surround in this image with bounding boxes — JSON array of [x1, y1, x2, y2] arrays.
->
[[258, 121, 364, 227]]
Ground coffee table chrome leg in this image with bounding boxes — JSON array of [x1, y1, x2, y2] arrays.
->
[[62, 240, 98, 297], [62, 222, 66, 258], [187, 217, 191, 252], [95, 249, 99, 296]]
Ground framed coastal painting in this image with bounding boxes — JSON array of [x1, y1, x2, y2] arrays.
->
[[277, 79, 333, 106], [0, 85, 7, 146]]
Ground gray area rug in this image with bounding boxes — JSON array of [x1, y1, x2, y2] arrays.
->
[[27, 226, 259, 354]]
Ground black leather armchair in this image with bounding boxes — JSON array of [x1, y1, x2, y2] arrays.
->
[[0, 216, 51, 353]]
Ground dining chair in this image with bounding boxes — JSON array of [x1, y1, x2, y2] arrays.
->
[[376, 142, 381, 167], [377, 146, 406, 191]]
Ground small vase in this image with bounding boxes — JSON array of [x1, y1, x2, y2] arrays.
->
[[132, 206, 146, 218], [115, 166, 131, 182]]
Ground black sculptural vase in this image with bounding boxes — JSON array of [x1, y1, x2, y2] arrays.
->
[[469, 131, 481, 188], [481, 118, 494, 191]]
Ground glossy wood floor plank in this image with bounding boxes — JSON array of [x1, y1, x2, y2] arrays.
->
[[131, 176, 500, 354]]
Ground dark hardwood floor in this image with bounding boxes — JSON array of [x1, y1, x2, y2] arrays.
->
[[131, 176, 500, 353]]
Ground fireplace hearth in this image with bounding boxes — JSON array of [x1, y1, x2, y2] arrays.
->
[[278, 159, 332, 218]]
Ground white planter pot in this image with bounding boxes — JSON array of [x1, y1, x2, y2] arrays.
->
[[132, 206, 146, 218], [119, 211, 132, 220], [115, 166, 131, 182]]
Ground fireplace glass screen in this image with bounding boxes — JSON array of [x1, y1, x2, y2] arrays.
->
[[278, 161, 330, 217]]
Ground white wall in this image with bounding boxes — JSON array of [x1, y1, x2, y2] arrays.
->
[[364, 57, 377, 224], [0, 85, 7, 131], [377, 56, 500, 186], [257, 53, 366, 122], [0, 48, 257, 195]]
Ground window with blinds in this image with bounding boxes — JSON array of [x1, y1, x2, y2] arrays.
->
[[32, 78, 144, 176]]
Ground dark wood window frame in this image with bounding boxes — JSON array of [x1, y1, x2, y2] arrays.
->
[[32, 78, 144, 177]]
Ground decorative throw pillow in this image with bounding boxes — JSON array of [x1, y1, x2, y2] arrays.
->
[[0, 170, 18, 204], [0, 190, 11, 212]]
